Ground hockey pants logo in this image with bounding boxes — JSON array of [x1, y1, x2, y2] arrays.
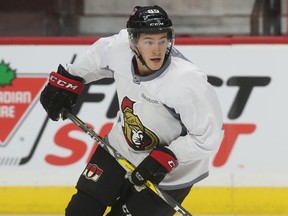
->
[[82, 163, 103, 182]]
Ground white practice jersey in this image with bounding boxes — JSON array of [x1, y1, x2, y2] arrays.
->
[[68, 29, 224, 190]]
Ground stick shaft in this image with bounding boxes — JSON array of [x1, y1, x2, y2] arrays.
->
[[65, 112, 192, 216]]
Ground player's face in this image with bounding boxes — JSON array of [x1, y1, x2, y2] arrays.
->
[[136, 32, 169, 75]]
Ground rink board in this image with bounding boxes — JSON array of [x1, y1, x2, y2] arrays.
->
[[1, 36, 288, 214], [0, 186, 288, 214]]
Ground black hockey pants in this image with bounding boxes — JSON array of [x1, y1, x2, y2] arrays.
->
[[107, 185, 192, 216]]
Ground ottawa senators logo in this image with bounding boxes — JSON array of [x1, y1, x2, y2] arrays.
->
[[121, 97, 159, 150], [82, 163, 103, 182]]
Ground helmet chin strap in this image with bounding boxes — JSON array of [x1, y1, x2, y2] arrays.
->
[[133, 47, 156, 73]]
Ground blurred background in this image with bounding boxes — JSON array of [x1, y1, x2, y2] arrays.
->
[[1, 0, 288, 216], [0, 0, 287, 36]]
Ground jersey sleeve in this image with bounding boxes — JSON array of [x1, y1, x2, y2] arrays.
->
[[164, 72, 224, 165], [67, 29, 128, 83]]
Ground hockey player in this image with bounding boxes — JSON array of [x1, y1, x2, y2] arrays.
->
[[40, 5, 224, 216]]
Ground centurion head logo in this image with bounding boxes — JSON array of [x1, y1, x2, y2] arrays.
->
[[121, 96, 159, 151]]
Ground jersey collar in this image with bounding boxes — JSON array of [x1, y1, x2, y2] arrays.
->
[[131, 55, 171, 84]]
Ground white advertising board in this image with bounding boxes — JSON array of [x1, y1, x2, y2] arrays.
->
[[1, 38, 288, 189]]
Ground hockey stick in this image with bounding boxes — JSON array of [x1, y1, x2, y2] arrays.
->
[[63, 111, 192, 216], [19, 116, 49, 165]]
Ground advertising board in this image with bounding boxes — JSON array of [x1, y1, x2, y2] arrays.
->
[[0, 36, 288, 214]]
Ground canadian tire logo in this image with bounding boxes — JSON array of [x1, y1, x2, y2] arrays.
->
[[0, 60, 47, 146]]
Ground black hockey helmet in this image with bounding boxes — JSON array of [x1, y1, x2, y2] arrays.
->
[[126, 5, 174, 71], [126, 5, 174, 45]]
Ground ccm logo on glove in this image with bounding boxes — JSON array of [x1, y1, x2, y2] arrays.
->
[[131, 146, 178, 186], [40, 64, 84, 121], [150, 148, 177, 172], [49, 72, 84, 94]]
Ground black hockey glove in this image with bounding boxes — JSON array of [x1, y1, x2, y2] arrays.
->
[[40, 64, 84, 121], [131, 145, 178, 186]]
